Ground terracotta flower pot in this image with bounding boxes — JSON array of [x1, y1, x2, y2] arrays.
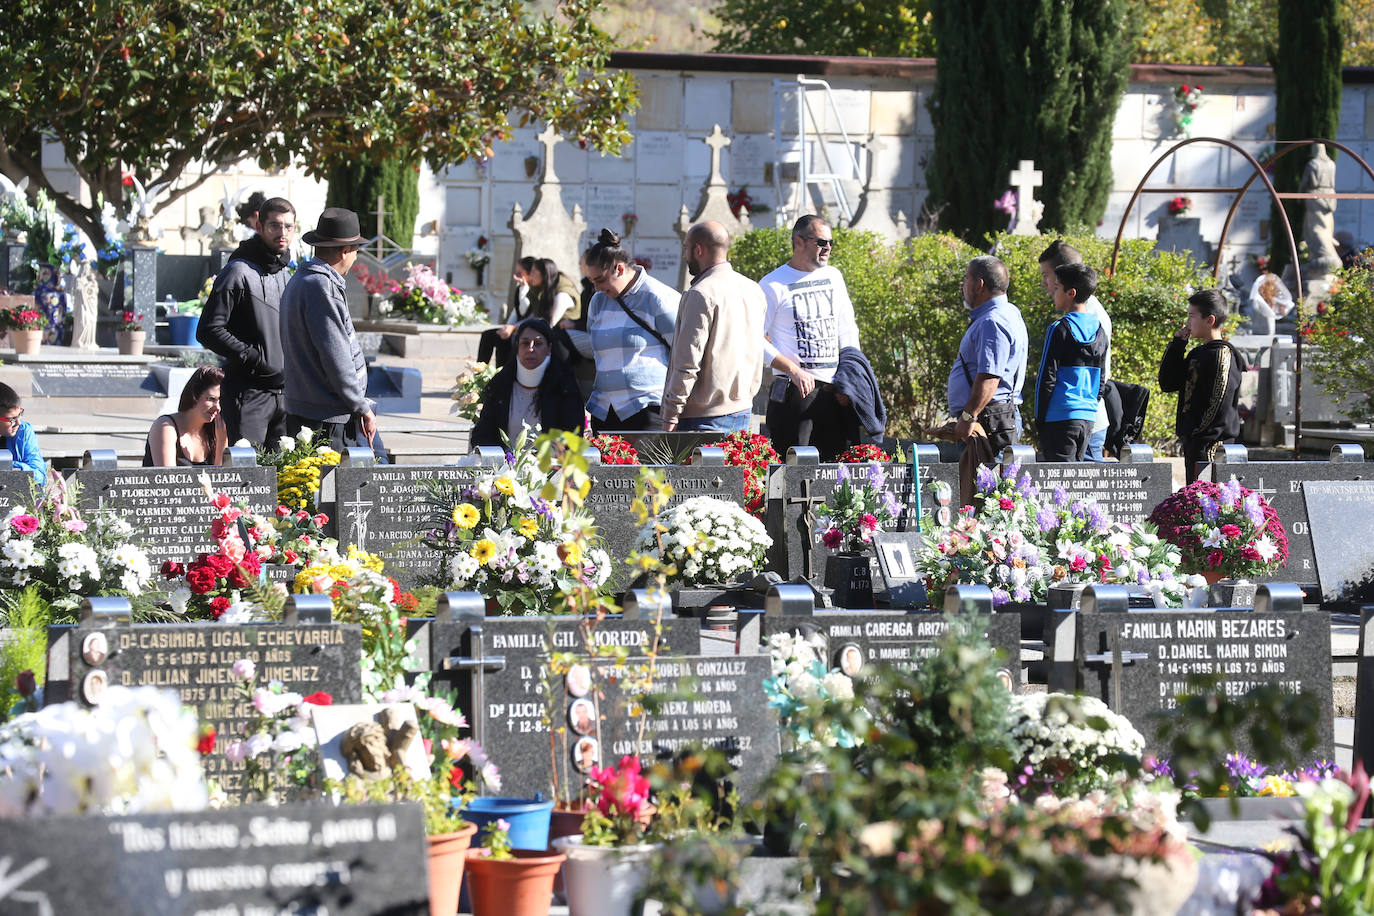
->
[[116, 329, 146, 356], [10, 328, 41, 356], [465, 848, 566, 916], [425, 821, 477, 916]]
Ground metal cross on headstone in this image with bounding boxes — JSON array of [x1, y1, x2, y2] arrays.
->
[[441, 624, 507, 746], [786, 478, 828, 580], [535, 123, 564, 185], [1083, 630, 1149, 714], [1009, 159, 1043, 235], [341, 496, 374, 551], [1249, 477, 1278, 502], [703, 124, 731, 187], [369, 193, 389, 259]]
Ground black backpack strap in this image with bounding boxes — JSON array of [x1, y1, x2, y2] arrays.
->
[[613, 295, 671, 352]]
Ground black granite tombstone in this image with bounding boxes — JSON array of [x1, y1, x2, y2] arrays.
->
[[421, 613, 702, 798], [0, 802, 428, 915], [45, 619, 363, 793], [73, 465, 277, 568], [0, 468, 40, 515], [765, 459, 960, 582], [1020, 459, 1174, 525], [1075, 610, 1334, 758], [331, 464, 485, 587], [1302, 479, 1374, 602], [756, 610, 1020, 687], [1210, 455, 1369, 588], [585, 463, 746, 590]]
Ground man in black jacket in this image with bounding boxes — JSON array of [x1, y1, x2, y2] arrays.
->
[[198, 197, 296, 446]]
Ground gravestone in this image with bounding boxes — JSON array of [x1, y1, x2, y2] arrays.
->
[[30, 360, 159, 397], [1302, 479, 1374, 602], [1021, 454, 1174, 525], [332, 463, 486, 588], [1211, 448, 1369, 589], [421, 612, 702, 798], [755, 610, 1020, 688], [555, 653, 779, 802], [73, 464, 277, 569], [45, 615, 362, 794], [0, 802, 428, 916], [765, 459, 959, 582], [1074, 609, 1333, 758], [586, 462, 746, 590], [0, 467, 40, 515]]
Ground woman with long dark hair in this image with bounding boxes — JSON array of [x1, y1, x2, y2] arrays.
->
[[469, 318, 585, 447], [144, 366, 228, 466]]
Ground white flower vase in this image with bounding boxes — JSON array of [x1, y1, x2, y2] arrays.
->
[[552, 836, 661, 916]]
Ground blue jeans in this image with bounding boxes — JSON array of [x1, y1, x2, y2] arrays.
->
[[676, 409, 751, 433], [1084, 426, 1106, 461]]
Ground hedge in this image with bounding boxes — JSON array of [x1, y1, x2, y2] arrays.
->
[[729, 227, 1211, 450]]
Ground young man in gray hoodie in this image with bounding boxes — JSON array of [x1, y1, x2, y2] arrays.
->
[[280, 208, 377, 453]]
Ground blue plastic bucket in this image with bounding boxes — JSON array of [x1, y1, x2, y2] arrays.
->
[[167, 314, 200, 346], [461, 797, 554, 850]]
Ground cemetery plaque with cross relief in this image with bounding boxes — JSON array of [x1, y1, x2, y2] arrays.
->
[[765, 461, 960, 583], [44, 620, 362, 797], [1077, 610, 1333, 758], [1211, 460, 1370, 587], [422, 614, 702, 799]]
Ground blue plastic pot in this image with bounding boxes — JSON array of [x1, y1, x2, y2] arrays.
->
[[167, 314, 200, 346], [462, 797, 554, 851]]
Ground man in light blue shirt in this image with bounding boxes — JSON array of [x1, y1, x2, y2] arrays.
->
[[947, 255, 1028, 458]]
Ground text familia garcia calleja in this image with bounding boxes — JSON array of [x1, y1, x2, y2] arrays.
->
[[1115, 616, 1296, 707], [100, 469, 274, 566]]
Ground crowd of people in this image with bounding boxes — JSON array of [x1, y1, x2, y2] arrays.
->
[[0, 200, 1246, 481]]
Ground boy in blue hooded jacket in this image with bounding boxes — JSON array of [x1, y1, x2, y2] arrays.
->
[[1036, 263, 1109, 461]]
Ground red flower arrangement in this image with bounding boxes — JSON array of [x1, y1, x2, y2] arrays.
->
[[196, 723, 217, 756], [587, 433, 640, 465], [1166, 196, 1192, 217], [117, 309, 144, 332], [697, 430, 779, 517], [1147, 478, 1289, 579], [0, 308, 47, 331], [836, 443, 892, 463]]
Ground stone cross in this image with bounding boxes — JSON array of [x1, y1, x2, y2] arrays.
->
[[1009, 159, 1043, 236], [704, 124, 731, 187], [536, 124, 564, 185], [787, 479, 828, 580], [369, 194, 388, 258]]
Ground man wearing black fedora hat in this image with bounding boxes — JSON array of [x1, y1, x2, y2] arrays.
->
[[279, 207, 379, 453]]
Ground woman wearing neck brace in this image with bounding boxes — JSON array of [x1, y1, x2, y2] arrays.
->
[[470, 318, 586, 447]]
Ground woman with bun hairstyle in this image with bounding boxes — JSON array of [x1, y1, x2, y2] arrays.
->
[[582, 229, 679, 432], [469, 318, 585, 447]]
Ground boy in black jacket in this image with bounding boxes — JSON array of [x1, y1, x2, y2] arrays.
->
[[1159, 289, 1244, 482]]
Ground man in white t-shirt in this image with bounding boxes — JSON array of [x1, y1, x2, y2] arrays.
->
[[760, 215, 862, 460], [1038, 240, 1112, 461]]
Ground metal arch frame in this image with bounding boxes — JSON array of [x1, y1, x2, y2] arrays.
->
[[1109, 136, 1374, 458]]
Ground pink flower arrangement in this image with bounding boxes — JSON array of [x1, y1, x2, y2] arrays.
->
[[8, 514, 39, 535], [1147, 478, 1289, 579], [582, 755, 653, 846]]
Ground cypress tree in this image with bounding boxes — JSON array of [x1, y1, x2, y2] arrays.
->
[[1269, 0, 1342, 272], [324, 156, 421, 249], [926, 0, 1134, 242]]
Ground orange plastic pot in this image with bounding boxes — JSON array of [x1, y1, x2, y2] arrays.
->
[[425, 821, 477, 916], [465, 848, 567, 916]]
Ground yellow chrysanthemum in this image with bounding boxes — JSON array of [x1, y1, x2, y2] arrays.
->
[[494, 476, 515, 496], [1258, 775, 1297, 797], [327, 562, 357, 581], [471, 539, 498, 564], [517, 517, 539, 537], [561, 541, 583, 567], [346, 545, 384, 572], [453, 503, 481, 529]]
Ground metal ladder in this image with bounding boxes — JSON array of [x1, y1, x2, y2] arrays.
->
[[772, 75, 864, 225]]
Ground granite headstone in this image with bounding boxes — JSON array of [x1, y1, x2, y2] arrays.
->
[[1302, 479, 1374, 602], [74, 465, 277, 569], [0, 802, 428, 915], [1211, 457, 1369, 588], [1021, 460, 1173, 525], [45, 620, 363, 793], [0, 468, 40, 515], [421, 613, 702, 798], [1077, 609, 1333, 757]]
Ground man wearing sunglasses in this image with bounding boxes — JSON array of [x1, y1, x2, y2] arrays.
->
[[759, 215, 862, 460]]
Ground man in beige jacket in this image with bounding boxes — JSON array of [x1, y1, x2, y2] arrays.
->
[[661, 221, 766, 432]]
